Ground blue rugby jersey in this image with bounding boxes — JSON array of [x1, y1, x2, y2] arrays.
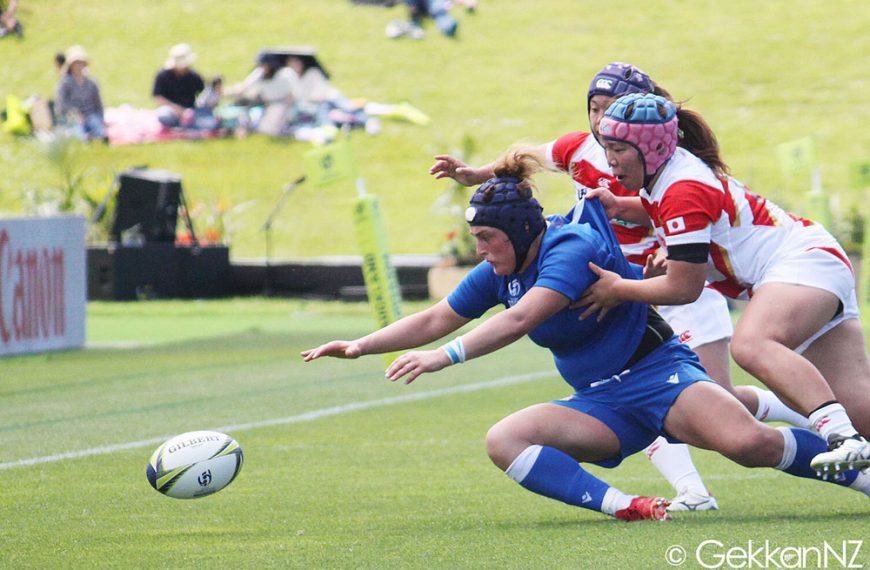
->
[[448, 205, 648, 390]]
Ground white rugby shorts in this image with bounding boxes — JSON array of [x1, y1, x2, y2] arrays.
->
[[657, 286, 733, 350], [753, 225, 858, 353]]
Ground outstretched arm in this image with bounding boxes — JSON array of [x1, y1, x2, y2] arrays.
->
[[385, 286, 570, 384], [429, 154, 495, 186], [429, 144, 551, 187], [301, 298, 471, 361]]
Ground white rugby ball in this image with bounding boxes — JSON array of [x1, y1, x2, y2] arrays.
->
[[146, 430, 243, 499]]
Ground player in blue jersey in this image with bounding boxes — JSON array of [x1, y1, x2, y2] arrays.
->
[[429, 62, 810, 513], [303, 151, 870, 521]]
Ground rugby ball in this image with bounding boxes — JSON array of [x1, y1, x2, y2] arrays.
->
[[146, 430, 244, 499]]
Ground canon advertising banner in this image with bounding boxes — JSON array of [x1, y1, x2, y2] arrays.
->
[[0, 216, 86, 356]]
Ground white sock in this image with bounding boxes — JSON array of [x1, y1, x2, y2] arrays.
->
[[504, 445, 541, 483], [600, 488, 632, 515], [644, 437, 710, 496], [747, 385, 812, 428], [849, 470, 870, 497], [775, 427, 797, 470], [808, 402, 859, 443]]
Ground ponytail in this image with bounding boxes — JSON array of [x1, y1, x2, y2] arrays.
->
[[676, 108, 730, 177], [489, 148, 544, 199], [652, 82, 730, 177]]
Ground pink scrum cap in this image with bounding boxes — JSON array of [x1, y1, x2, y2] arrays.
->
[[598, 93, 678, 180]]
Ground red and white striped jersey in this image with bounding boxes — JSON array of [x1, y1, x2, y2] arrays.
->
[[545, 132, 658, 265], [640, 147, 847, 299]]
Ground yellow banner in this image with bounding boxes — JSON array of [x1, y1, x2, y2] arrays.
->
[[2, 95, 31, 135], [303, 139, 357, 187], [353, 194, 403, 367], [776, 136, 817, 178]]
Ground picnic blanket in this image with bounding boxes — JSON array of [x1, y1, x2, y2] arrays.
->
[[105, 105, 225, 145]]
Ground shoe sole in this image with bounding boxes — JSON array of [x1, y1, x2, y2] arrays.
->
[[811, 458, 870, 476]]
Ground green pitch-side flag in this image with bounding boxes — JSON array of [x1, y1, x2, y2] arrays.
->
[[776, 136, 817, 178], [353, 194, 404, 368], [803, 189, 833, 229], [303, 138, 357, 187], [850, 162, 870, 190]]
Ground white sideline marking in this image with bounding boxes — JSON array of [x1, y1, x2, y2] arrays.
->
[[0, 371, 555, 471]]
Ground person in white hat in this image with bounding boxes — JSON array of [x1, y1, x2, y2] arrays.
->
[[152, 43, 215, 129], [55, 45, 107, 141]]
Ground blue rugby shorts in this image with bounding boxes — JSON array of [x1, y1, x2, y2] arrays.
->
[[552, 340, 712, 468]]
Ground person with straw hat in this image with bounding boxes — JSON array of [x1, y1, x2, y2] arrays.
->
[[152, 43, 213, 129], [55, 45, 106, 142]]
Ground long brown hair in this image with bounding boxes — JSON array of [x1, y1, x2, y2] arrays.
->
[[653, 82, 730, 177]]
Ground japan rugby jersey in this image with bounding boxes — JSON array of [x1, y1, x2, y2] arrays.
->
[[640, 147, 846, 299], [546, 132, 658, 264]]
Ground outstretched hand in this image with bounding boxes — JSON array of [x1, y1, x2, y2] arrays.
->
[[429, 155, 488, 187], [301, 340, 362, 362], [384, 349, 451, 384], [576, 262, 625, 322]]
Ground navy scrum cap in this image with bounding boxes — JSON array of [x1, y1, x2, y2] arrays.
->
[[465, 177, 546, 273], [587, 62, 653, 110]]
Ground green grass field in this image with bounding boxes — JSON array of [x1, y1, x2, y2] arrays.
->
[[2, 299, 868, 569], [2, 2, 870, 567], [1, 1, 869, 258]]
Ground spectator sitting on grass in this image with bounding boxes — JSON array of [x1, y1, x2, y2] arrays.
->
[[285, 50, 368, 130], [152, 43, 217, 130], [225, 52, 301, 137], [284, 48, 424, 133], [55, 45, 107, 142], [287, 52, 340, 105]]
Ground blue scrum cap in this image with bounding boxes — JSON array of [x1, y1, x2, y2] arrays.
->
[[465, 177, 546, 273]]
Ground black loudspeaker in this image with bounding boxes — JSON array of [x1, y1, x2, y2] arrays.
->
[[110, 168, 182, 243]]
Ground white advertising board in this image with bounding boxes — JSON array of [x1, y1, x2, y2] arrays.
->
[[0, 216, 86, 356]]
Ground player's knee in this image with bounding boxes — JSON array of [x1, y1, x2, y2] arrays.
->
[[719, 426, 781, 467], [730, 333, 764, 372], [485, 422, 526, 471]]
